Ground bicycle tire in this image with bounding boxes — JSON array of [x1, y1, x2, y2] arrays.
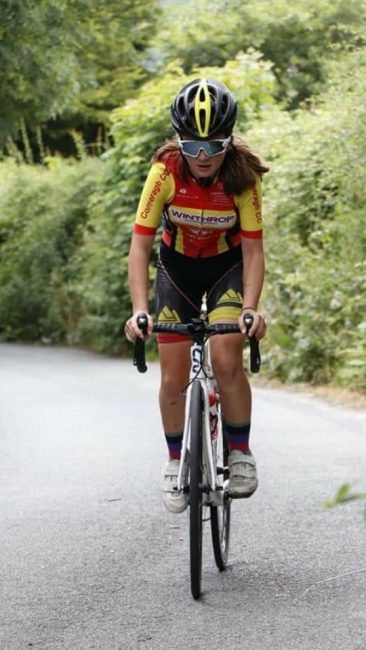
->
[[189, 380, 204, 600], [210, 423, 231, 570]]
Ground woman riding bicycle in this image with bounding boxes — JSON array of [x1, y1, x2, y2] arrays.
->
[[125, 78, 268, 513]]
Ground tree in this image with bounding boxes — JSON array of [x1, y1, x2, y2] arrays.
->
[[151, 0, 366, 108], [0, 0, 161, 148]]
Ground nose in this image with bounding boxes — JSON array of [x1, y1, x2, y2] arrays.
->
[[197, 148, 209, 160]]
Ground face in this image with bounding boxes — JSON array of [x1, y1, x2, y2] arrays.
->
[[180, 134, 230, 180], [183, 148, 226, 179]]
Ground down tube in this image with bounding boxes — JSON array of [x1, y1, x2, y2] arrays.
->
[[177, 382, 192, 491], [200, 380, 216, 489]]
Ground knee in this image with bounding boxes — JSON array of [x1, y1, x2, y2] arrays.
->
[[211, 354, 243, 386], [160, 372, 185, 402]]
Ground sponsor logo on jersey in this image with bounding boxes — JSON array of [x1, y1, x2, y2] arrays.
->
[[209, 190, 233, 206], [170, 209, 236, 227], [217, 289, 243, 307], [158, 307, 181, 323], [140, 168, 170, 219], [252, 186, 262, 224]]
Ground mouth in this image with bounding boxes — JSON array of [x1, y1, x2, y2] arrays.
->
[[196, 162, 212, 172]]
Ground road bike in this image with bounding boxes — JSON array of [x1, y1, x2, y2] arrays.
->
[[133, 311, 260, 599]]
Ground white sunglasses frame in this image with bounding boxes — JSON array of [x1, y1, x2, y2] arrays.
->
[[178, 136, 231, 158]]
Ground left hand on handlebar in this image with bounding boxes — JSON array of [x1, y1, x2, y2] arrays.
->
[[239, 308, 267, 339]]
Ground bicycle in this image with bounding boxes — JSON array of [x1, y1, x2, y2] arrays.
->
[[133, 311, 260, 600]]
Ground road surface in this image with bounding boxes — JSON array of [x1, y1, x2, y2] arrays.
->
[[1, 344, 365, 649]]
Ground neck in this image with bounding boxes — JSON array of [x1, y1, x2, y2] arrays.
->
[[190, 171, 218, 187]]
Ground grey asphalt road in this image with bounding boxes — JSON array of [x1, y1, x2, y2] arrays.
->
[[0, 343, 366, 650]]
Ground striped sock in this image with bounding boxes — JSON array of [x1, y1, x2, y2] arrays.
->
[[165, 433, 183, 460], [224, 421, 251, 454]]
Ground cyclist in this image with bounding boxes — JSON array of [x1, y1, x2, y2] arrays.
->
[[125, 78, 268, 513]]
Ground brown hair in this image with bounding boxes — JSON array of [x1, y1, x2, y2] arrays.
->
[[152, 135, 269, 195]]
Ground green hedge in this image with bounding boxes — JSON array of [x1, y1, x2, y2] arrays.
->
[[251, 49, 366, 389], [0, 49, 365, 390], [0, 158, 103, 342]]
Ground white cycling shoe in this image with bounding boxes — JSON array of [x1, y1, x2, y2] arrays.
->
[[162, 459, 188, 514], [227, 450, 258, 498]]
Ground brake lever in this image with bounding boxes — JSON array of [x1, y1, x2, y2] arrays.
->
[[243, 314, 261, 374], [133, 313, 148, 373]]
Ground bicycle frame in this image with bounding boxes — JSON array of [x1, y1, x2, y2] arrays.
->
[[177, 339, 220, 500], [132, 311, 260, 597], [133, 311, 260, 499]]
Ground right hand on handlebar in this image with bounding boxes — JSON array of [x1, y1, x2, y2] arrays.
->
[[124, 311, 153, 342]]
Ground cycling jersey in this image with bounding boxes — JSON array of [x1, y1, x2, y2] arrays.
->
[[133, 155, 263, 259]]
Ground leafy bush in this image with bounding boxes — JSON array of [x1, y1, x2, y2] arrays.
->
[[250, 48, 366, 389], [1, 45, 365, 393], [0, 158, 102, 341], [153, 0, 366, 109]]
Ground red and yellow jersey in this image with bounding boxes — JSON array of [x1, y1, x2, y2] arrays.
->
[[133, 155, 263, 258]]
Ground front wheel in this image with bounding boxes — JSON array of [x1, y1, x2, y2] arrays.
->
[[189, 380, 204, 600], [210, 423, 231, 570]]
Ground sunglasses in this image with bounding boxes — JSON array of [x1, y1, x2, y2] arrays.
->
[[178, 137, 230, 158]]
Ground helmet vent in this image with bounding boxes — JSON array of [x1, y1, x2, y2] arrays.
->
[[171, 78, 237, 138]]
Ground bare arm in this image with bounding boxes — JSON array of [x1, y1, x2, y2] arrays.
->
[[241, 237, 265, 309], [240, 237, 266, 339], [125, 233, 155, 340]]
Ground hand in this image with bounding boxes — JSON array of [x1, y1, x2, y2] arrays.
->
[[239, 308, 267, 340], [124, 312, 153, 342]]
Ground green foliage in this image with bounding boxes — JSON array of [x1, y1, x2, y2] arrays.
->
[[68, 55, 276, 351], [325, 483, 366, 508], [325, 483, 366, 524], [0, 0, 161, 146], [0, 158, 102, 341], [153, 0, 366, 108], [0, 14, 365, 391], [67, 0, 163, 126], [0, 0, 84, 143], [251, 48, 366, 389]]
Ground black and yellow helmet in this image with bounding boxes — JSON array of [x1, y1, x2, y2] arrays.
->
[[171, 78, 237, 138]]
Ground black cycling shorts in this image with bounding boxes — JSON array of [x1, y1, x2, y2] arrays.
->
[[155, 243, 243, 343]]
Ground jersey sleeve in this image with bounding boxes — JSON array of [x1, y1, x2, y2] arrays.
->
[[133, 162, 175, 236], [234, 175, 263, 239]]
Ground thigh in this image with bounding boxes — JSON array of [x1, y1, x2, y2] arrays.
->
[[206, 259, 243, 324], [158, 339, 192, 386], [206, 257, 245, 374], [155, 256, 201, 343]]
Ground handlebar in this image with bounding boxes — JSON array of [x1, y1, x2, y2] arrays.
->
[[133, 313, 261, 374]]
